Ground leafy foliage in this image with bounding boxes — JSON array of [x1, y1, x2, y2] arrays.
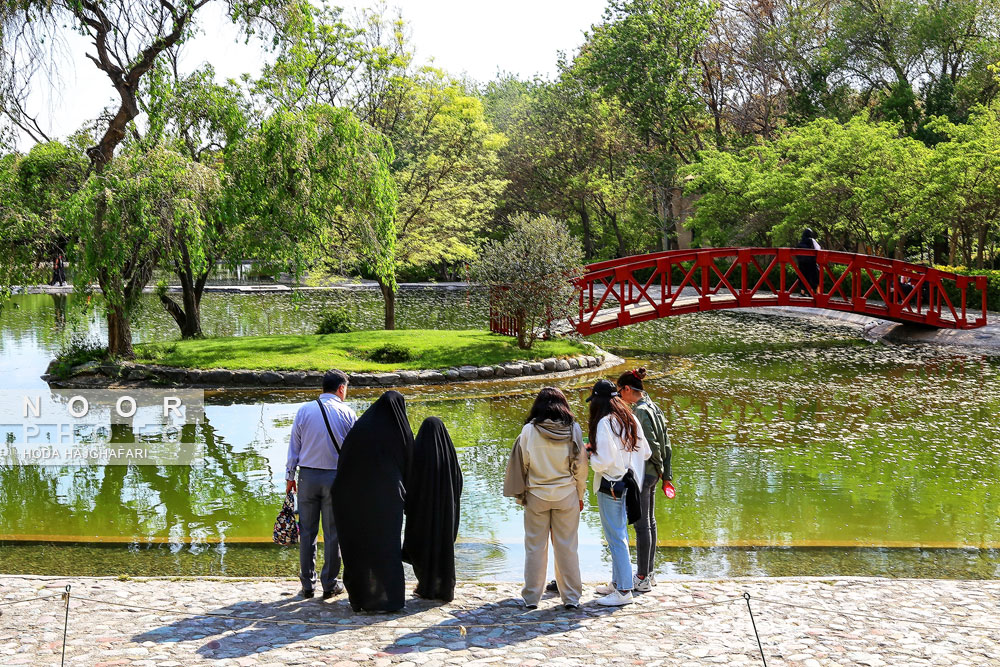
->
[[472, 213, 584, 349], [316, 308, 353, 335], [365, 343, 412, 363], [63, 146, 223, 356]]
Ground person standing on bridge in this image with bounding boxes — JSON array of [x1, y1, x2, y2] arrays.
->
[[617, 368, 672, 593], [795, 228, 821, 294]]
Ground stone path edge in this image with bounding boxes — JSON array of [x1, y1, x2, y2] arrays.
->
[[44, 344, 627, 390]]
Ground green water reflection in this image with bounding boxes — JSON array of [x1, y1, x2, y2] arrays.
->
[[1, 291, 999, 579]]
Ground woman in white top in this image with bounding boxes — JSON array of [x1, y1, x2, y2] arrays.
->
[[587, 379, 650, 607], [503, 388, 588, 609]]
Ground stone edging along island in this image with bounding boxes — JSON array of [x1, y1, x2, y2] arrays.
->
[[44, 343, 626, 389]]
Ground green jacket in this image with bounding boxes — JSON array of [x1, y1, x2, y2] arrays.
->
[[634, 394, 671, 481]]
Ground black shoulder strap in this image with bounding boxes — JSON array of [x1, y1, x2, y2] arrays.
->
[[316, 399, 342, 454]]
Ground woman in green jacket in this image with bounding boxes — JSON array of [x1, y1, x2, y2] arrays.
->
[[617, 367, 672, 592]]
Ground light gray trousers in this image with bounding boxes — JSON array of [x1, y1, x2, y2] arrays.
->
[[521, 490, 582, 606], [298, 467, 340, 593]]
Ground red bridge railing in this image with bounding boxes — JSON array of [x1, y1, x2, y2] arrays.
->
[[490, 248, 988, 337]]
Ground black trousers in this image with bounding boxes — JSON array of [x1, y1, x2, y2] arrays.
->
[[634, 472, 658, 577]]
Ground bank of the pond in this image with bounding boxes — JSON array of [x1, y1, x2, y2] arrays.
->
[[1, 575, 997, 666], [45, 330, 624, 388]]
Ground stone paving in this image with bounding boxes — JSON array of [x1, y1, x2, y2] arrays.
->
[[1, 576, 998, 665]]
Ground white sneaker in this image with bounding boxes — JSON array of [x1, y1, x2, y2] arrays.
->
[[633, 574, 652, 593], [596, 589, 634, 607], [594, 582, 616, 595]]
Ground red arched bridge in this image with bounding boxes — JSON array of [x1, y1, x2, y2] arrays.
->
[[489, 248, 988, 337]]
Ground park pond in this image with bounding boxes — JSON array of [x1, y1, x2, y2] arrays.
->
[[1, 288, 999, 580]]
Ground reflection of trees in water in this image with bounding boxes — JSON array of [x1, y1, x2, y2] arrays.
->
[[0, 415, 277, 543]]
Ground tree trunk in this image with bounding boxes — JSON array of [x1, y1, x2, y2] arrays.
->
[[378, 279, 396, 330], [515, 311, 531, 350], [608, 212, 627, 258], [578, 204, 595, 259], [107, 306, 134, 359], [894, 234, 907, 260], [932, 232, 949, 265], [653, 185, 672, 251], [160, 265, 208, 338]]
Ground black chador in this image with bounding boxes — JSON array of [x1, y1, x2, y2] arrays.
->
[[402, 417, 463, 602], [332, 391, 413, 612]]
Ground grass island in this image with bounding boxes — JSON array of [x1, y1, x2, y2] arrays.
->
[[133, 329, 590, 373]]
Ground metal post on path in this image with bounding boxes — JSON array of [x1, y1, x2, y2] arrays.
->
[[743, 591, 767, 666], [60, 584, 71, 667]]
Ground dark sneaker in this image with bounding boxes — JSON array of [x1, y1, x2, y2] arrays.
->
[[322, 582, 344, 599], [545, 580, 559, 593], [299, 589, 315, 599], [563, 603, 579, 610]]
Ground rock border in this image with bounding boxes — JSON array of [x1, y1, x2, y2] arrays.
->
[[44, 343, 626, 389]]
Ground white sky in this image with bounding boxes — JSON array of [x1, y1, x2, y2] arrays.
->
[[23, 0, 608, 145]]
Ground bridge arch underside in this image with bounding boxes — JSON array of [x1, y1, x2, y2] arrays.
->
[[568, 249, 987, 336]]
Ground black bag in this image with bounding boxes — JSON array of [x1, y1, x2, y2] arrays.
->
[[598, 469, 642, 525], [598, 475, 627, 499]]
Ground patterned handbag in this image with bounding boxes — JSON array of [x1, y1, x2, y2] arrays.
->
[[272, 491, 300, 546]]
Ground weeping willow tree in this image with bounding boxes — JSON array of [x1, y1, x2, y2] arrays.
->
[[0, 0, 297, 352], [225, 104, 399, 328]]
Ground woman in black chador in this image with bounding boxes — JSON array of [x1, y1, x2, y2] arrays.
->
[[331, 391, 413, 612], [402, 417, 463, 602]]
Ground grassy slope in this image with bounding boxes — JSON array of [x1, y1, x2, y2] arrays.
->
[[134, 330, 589, 372]]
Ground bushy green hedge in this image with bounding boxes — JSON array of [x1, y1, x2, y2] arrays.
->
[[934, 266, 1000, 313]]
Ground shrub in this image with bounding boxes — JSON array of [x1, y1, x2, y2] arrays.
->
[[366, 343, 412, 363], [472, 213, 584, 349], [316, 308, 352, 334], [137, 342, 178, 362], [51, 334, 107, 378]]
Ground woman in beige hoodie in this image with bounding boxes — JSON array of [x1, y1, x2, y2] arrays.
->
[[504, 387, 589, 609]]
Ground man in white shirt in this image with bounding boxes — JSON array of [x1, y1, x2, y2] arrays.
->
[[286, 369, 357, 599]]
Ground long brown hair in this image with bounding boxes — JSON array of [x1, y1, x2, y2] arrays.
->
[[525, 387, 575, 425], [588, 394, 639, 452]]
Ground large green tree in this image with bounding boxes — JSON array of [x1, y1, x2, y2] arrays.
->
[[259, 5, 505, 313], [922, 103, 1000, 267], [63, 146, 222, 358], [139, 62, 252, 338], [0, 141, 87, 298], [490, 72, 653, 260], [684, 115, 930, 255], [225, 104, 398, 325], [577, 0, 715, 250], [1, 0, 295, 355]]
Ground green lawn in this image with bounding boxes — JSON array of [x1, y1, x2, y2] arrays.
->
[[134, 330, 590, 372]]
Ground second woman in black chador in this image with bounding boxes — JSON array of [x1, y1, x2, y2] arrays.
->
[[402, 417, 463, 602], [332, 391, 413, 612]]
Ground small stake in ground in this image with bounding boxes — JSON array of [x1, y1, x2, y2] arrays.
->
[[61, 584, 71, 667], [743, 591, 767, 666]]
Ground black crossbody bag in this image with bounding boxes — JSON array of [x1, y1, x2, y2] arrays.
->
[[598, 475, 627, 499], [316, 399, 342, 455]]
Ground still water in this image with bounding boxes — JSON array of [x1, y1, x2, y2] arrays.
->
[[1, 289, 999, 579]]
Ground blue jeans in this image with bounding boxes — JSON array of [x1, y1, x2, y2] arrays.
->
[[597, 487, 632, 592]]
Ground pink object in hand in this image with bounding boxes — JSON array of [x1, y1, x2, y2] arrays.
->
[[662, 480, 675, 499]]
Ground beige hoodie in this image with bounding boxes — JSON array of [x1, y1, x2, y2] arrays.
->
[[504, 419, 588, 504]]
